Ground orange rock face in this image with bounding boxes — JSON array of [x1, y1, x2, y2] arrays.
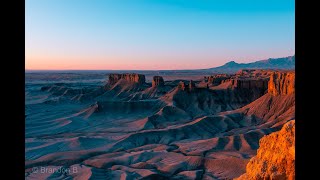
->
[[236, 120, 295, 180], [108, 73, 146, 85], [268, 72, 295, 96]]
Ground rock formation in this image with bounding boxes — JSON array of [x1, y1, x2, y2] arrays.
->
[[188, 80, 196, 91], [178, 81, 187, 91], [268, 72, 295, 96], [108, 73, 146, 86], [235, 69, 271, 79], [177, 81, 196, 92], [152, 76, 164, 87], [231, 78, 269, 90], [236, 120, 295, 180], [205, 74, 231, 85], [236, 69, 256, 76], [26, 68, 296, 179]]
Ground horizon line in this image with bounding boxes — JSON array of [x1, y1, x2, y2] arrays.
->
[[25, 68, 205, 72], [25, 54, 295, 72]]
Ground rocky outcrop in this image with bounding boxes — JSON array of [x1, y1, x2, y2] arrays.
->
[[236, 69, 256, 76], [178, 81, 187, 91], [189, 80, 196, 91], [108, 73, 146, 85], [231, 78, 269, 91], [152, 76, 164, 87], [235, 69, 272, 79], [177, 81, 196, 92], [268, 72, 295, 96], [236, 120, 295, 180], [229, 70, 295, 95], [205, 74, 231, 85]]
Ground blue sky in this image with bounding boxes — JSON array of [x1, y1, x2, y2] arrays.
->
[[25, 0, 295, 70]]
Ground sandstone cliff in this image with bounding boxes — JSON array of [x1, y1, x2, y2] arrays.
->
[[231, 78, 269, 91], [268, 72, 295, 96], [235, 69, 270, 78], [205, 74, 231, 85], [235, 120, 295, 180], [230, 71, 294, 95], [152, 76, 164, 87], [108, 73, 146, 85]]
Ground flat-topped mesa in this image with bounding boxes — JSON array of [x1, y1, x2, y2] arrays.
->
[[108, 73, 146, 86], [231, 78, 269, 91], [152, 76, 164, 87], [205, 74, 231, 85], [268, 72, 295, 96]]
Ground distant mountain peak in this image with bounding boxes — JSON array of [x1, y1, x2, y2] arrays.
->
[[224, 61, 239, 67], [207, 55, 295, 73], [226, 61, 237, 65]]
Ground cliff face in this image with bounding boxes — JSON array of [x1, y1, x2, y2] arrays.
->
[[231, 78, 269, 91], [230, 71, 294, 95], [236, 69, 256, 76], [236, 120, 295, 180], [205, 74, 230, 85], [177, 81, 187, 91], [108, 73, 146, 85], [177, 81, 196, 92], [235, 69, 271, 78], [152, 76, 164, 87], [268, 72, 295, 96], [189, 80, 196, 91]]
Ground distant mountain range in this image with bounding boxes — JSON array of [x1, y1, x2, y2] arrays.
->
[[203, 55, 295, 73]]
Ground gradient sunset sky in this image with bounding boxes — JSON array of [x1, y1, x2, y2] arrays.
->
[[26, 0, 295, 70]]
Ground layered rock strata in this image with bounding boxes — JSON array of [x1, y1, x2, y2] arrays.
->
[[205, 74, 231, 85], [108, 73, 146, 85], [268, 72, 295, 96], [231, 78, 269, 90]]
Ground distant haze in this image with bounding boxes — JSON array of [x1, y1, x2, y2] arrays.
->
[[26, 0, 294, 70]]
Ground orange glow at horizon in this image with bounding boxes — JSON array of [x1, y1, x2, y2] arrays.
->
[[25, 56, 226, 70]]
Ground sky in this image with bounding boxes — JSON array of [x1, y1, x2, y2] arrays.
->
[[25, 0, 295, 70]]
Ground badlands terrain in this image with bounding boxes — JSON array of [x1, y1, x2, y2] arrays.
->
[[25, 57, 295, 180]]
